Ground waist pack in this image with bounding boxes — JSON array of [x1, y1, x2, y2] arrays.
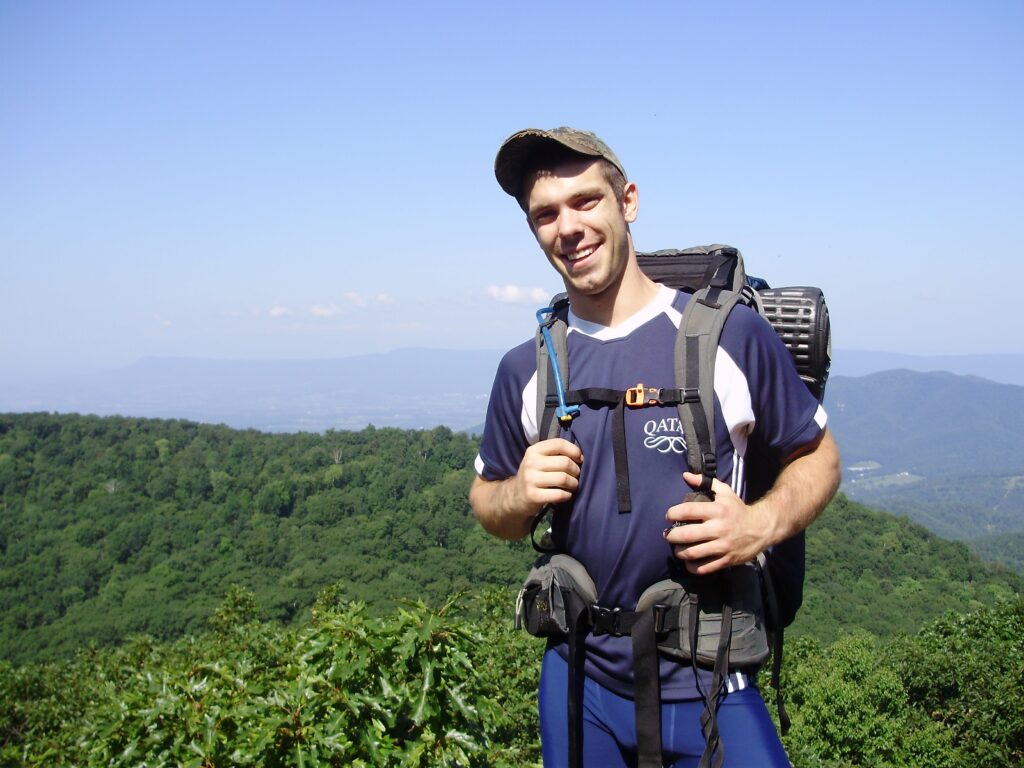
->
[[516, 554, 597, 637], [517, 553, 770, 768], [517, 554, 768, 667]]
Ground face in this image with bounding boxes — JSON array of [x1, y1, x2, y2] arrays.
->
[[524, 158, 638, 304]]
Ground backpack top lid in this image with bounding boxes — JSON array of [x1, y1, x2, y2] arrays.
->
[[634, 245, 746, 295]]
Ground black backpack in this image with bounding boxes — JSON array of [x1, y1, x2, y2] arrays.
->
[[527, 245, 831, 767]]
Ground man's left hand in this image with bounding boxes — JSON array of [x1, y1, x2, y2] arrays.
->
[[663, 472, 774, 575]]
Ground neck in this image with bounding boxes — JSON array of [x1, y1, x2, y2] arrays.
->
[[568, 258, 661, 327]]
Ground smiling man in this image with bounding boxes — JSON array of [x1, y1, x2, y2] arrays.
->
[[470, 127, 840, 767]]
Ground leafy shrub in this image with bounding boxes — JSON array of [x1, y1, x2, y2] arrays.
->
[[0, 587, 542, 767]]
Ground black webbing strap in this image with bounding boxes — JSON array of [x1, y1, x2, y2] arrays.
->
[[548, 385, 704, 514], [611, 401, 630, 513], [685, 332, 716, 492], [631, 608, 664, 768], [567, 602, 588, 768], [590, 603, 684, 638], [756, 552, 791, 734], [705, 250, 742, 291], [564, 597, 680, 768], [590, 602, 674, 768], [772, 626, 790, 734], [693, 576, 732, 768]]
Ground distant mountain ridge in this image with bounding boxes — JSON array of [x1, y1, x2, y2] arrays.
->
[[826, 369, 1024, 476], [831, 350, 1024, 386], [0, 348, 505, 433], [3, 348, 1024, 433], [826, 370, 1024, 544]]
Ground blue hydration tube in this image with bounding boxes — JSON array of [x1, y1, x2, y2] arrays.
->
[[536, 305, 580, 425]]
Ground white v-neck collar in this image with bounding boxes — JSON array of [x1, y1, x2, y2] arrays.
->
[[567, 285, 676, 341]]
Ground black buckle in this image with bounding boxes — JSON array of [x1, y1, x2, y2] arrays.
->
[[590, 605, 623, 636], [702, 453, 718, 479]]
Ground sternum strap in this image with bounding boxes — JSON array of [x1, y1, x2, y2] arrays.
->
[[551, 387, 691, 514]]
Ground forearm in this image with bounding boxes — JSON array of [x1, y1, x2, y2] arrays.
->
[[469, 475, 537, 540], [752, 427, 842, 546]]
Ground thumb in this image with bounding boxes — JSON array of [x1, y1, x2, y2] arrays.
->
[[683, 471, 715, 492], [683, 472, 735, 500]]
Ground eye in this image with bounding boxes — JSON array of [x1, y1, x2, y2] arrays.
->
[[574, 195, 601, 211], [531, 208, 556, 226]]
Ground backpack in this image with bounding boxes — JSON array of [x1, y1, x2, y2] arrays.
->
[[522, 245, 831, 768], [631, 245, 831, 629]]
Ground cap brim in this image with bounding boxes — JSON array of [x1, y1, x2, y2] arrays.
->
[[494, 129, 608, 198]]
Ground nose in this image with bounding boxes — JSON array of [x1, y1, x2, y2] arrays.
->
[[556, 206, 583, 240]]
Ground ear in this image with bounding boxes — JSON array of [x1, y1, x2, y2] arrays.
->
[[621, 181, 639, 223]]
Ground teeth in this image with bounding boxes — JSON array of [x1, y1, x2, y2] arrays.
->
[[568, 247, 594, 261]]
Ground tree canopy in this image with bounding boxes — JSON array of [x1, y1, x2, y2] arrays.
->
[[1, 412, 1019, 665]]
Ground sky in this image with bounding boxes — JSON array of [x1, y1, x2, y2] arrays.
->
[[2, 1, 1022, 380]]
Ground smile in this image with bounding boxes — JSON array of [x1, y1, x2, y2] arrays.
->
[[566, 246, 596, 262]]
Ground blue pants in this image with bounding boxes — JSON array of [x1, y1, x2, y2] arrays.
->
[[538, 648, 791, 768]]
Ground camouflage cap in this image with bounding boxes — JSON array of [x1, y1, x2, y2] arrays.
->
[[494, 127, 627, 198]]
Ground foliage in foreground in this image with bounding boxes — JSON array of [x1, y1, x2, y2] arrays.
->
[[3, 587, 1022, 768], [0, 587, 542, 768]]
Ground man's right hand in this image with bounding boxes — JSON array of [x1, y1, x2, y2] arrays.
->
[[469, 438, 583, 540], [512, 438, 583, 513]]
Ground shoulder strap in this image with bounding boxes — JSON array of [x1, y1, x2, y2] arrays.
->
[[536, 293, 571, 440], [531, 295, 576, 552], [673, 284, 747, 768], [674, 285, 746, 490]]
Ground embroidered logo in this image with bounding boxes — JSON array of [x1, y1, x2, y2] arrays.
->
[[643, 417, 687, 454]]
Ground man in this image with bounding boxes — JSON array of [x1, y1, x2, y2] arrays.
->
[[470, 127, 841, 767]]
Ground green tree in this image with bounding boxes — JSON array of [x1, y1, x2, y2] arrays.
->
[[890, 598, 1024, 767], [783, 634, 960, 767]]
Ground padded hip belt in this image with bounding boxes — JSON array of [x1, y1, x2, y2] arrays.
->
[[516, 554, 769, 667]]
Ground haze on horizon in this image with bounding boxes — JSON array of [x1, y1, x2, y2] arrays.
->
[[3, 1, 1022, 382]]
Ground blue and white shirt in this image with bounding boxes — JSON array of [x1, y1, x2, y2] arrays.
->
[[476, 285, 827, 699]]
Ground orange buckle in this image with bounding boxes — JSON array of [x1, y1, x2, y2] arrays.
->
[[625, 383, 660, 408]]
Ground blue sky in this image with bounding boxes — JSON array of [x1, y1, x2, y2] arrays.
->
[[2, 1, 1022, 379]]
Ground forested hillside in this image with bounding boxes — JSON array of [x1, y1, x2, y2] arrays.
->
[[2, 413, 1023, 767], [797, 494, 1019, 643], [1, 412, 1020, 666], [844, 472, 1024, 542], [827, 370, 1024, 476], [971, 531, 1024, 574], [0, 413, 532, 664], [827, 371, 1024, 554]]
